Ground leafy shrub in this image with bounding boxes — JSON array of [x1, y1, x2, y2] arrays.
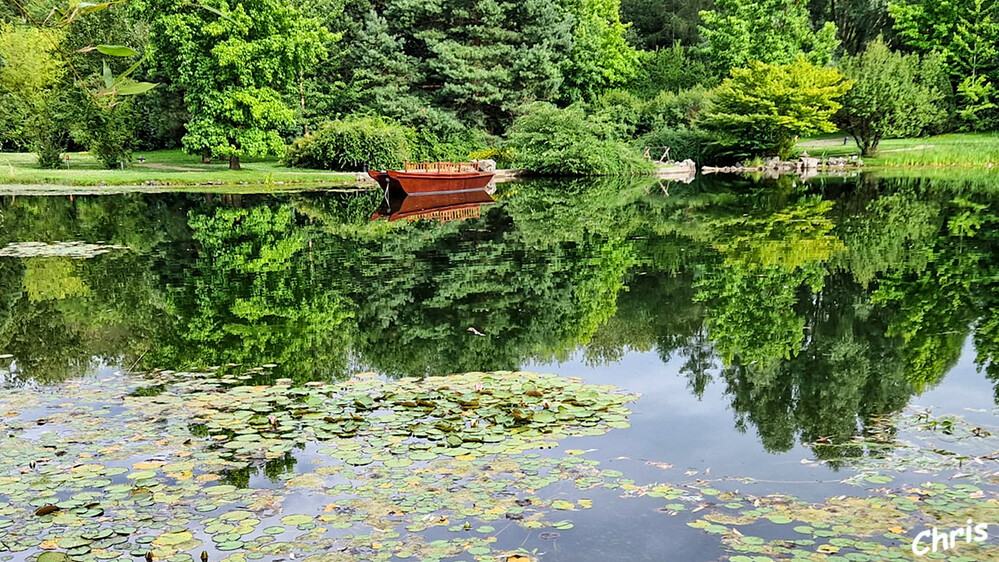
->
[[285, 116, 409, 171], [35, 132, 67, 169], [506, 103, 653, 176], [835, 39, 947, 156], [72, 99, 136, 168], [626, 44, 714, 99], [698, 57, 851, 160], [400, 108, 487, 161], [639, 86, 712, 134], [637, 127, 713, 163], [593, 90, 644, 139], [468, 147, 516, 168]]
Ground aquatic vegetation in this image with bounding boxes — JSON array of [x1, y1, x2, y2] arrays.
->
[[807, 407, 999, 479], [2, 368, 998, 561], [0, 369, 638, 560], [0, 242, 127, 259]]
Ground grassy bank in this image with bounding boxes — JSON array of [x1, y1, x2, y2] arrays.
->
[[794, 132, 999, 166], [0, 150, 358, 187]]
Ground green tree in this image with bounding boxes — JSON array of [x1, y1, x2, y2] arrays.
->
[[620, 0, 712, 49], [333, 0, 573, 132], [807, 0, 895, 55], [956, 75, 999, 130], [560, 0, 641, 101], [834, 39, 947, 157], [698, 0, 839, 76], [506, 103, 653, 176], [890, 0, 999, 80], [626, 43, 714, 98], [0, 23, 69, 166], [148, 0, 331, 169], [889, 0, 999, 127], [698, 57, 852, 160]]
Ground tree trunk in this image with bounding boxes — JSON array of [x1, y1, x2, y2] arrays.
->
[[300, 73, 308, 136], [862, 135, 881, 158], [202, 154, 212, 164], [229, 155, 241, 170]]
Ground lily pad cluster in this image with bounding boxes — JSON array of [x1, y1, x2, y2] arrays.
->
[[0, 369, 637, 561], [603, 470, 999, 561], [0, 242, 128, 259], [4, 368, 999, 562], [161, 371, 636, 465], [806, 407, 999, 481]]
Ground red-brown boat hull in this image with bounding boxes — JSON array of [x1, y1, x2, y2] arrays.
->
[[385, 170, 494, 194], [368, 170, 398, 191]]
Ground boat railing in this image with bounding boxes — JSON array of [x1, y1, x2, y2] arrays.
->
[[406, 206, 483, 224], [403, 161, 480, 173]]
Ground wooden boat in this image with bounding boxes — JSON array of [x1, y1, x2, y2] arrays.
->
[[369, 161, 494, 195], [371, 189, 495, 224]]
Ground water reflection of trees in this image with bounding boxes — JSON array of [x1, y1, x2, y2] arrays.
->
[[2, 175, 999, 458]]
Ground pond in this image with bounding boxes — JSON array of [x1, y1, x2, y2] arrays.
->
[[1, 173, 999, 562]]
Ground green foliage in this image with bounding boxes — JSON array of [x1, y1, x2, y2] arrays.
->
[[835, 39, 947, 157], [637, 127, 711, 162], [132, 83, 188, 150], [806, 0, 896, 55], [698, 58, 852, 160], [620, 0, 712, 49], [639, 85, 712, 133], [71, 95, 137, 168], [149, 0, 332, 168], [592, 89, 646, 139], [400, 111, 488, 162], [698, 0, 839, 76], [889, 0, 999, 81], [957, 75, 999, 131], [506, 103, 654, 176], [626, 43, 714, 99], [0, 24, 70, 166], [334, 0, 573, 132], [285, 116, 409, 171], [468, 147, 517, 169], [560, 0, 641, 100]]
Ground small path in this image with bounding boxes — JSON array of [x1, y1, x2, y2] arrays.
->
[[134, 163, 206, 172], [879, 144, 934, 152], [798, 138, 852, 148]]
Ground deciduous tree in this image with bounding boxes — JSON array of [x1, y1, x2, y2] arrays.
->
[[698, 0, 839, 76], [149, 0, 332, 169], [698, 57, 852, 160], [0, 23, 69, 166], [835, 39, 947, 156]]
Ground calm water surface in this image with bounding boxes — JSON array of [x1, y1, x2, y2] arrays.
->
[[2, 173, 999, 561]]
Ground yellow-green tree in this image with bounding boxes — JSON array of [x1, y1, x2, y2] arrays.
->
[[0, 24, 67, 166], [698, 57, 852, 160]]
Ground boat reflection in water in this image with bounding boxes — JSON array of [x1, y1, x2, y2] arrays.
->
[[371, 187, 495, 224]]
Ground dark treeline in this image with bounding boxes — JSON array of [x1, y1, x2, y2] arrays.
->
[[2, 174, 999, 458], [3, 0, 997, 172]]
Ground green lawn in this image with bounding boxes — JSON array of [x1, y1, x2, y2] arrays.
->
[[794, 132, 999, 167], [0, 149, 359, 187]]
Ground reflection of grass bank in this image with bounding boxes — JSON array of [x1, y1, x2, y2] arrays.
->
[[0, 149, 357, 187], [795, 132, 999, 167]]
